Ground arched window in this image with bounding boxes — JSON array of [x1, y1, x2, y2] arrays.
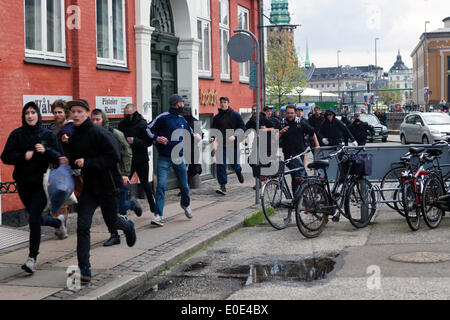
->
[[151, 0, 174, 34]]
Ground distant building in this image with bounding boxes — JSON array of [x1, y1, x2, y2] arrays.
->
[[411, 17, 450, 106], [388, 51, 413, 104], [267, 0, 296, 61]]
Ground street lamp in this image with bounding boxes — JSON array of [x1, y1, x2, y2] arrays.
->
[[337, 50, 341, 106], [425, 21, 430, 33], [375, 37, 380, 110]]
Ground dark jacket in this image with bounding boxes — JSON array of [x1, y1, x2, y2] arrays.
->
[[280, 117, 315, 158], [118, 111, 153, 163], [270, 116, 282, 130], [308, 114, 325, 139], [1, 102, 61, 185], [67, 118, 122, 195], [348, 120, 375, 144], [319, 110, 355, 146], [146, 108, 194, 158], [245, 113, 273, 131], [340, 116, 351, 127], [211, 107, 246, 147]]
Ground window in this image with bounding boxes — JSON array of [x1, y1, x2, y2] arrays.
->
[[219, 0, 230, 79], [96, 0, 127, 67], [25, 0, 66, 61], [198, 0, 211, 76], [238, 6, 250, 82]]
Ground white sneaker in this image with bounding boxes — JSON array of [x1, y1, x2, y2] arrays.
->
[[151, 215, 164, 227], [55, 215, 68, 240], [182, 205, 193, 219], [21, 257, 36, 274]]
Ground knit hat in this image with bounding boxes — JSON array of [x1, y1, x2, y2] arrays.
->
[[169, 94, 184, 106]]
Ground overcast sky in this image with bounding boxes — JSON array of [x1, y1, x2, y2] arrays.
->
[[263, 0, 450, 72]]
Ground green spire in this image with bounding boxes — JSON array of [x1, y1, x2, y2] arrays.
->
[[270, 0, 291, 25], [305, 40, 311, 68]]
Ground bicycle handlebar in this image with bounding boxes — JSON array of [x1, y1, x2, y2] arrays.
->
[[284, 148, 311, 164]]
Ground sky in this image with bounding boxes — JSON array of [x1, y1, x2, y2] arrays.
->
[[263, 0, 450, 72]]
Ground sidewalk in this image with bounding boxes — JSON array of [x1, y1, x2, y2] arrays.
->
[[0, 173, 258, 300]]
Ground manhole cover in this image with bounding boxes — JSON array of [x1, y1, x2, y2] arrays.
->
[[390, 252, 450, 263]]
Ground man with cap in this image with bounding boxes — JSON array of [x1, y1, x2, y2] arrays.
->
[[348, 113, 375, 146], [319, 109, 357, 147], [210, 97, 246, 195], [63, 99, 137, 283], [146, 94, 202, 227]]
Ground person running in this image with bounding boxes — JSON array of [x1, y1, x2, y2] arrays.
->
[[91, 109, 142, 247], [348, 113, 375, 146], [119, 104, 156, 213], [64, 99, 136, 283], [276, 105, 320, 194], [319, 109, 357, 147], [1, 102, 68, 274], [146, 94, 202, 227], [210, 97, 246, 195]]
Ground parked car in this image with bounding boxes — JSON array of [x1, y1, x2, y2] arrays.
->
[[348, 113, 389, 142], [400, 112, 450, 144]]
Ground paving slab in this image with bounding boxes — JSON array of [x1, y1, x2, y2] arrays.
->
[[0, 285, 61, 300], [0, 266, 22, 281], [5, 268, 72, 288], [54, 247, 145, 269]]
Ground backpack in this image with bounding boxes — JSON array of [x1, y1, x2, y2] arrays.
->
[[280, 117, 302, 129]]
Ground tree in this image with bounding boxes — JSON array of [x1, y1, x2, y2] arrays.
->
[[265, 31, 307, 108], [378, 84, 403, 105]]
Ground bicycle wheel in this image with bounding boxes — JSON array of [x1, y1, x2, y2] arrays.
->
[[422, 175, 444, 229], [401, 181, 421, 231], [294, 182, 329, 238], [261, 179, 292, 230], [380, 166, 406, 214], [344, 178, 377, 228]]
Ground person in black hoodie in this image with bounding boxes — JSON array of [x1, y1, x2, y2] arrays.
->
[[348, 113, 375, 146], [118, 104, 155, 213], [64, 99, 136, 283], [1, 102, 67, 274], [319, 109, 357, 147]]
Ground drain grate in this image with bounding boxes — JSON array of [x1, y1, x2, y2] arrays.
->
[[0, 227, 29, 250]]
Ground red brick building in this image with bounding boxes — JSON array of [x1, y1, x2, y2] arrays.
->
[[0, 0, 260, 223]]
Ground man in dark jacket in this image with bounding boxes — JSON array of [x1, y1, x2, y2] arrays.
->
[[146, 94, 202, 227], [118, 104, 155, 213], [320, 109, 357, 147], [348, 113, 375, 146], [210, 97, 246, 195], [64, 99, 136, 283]]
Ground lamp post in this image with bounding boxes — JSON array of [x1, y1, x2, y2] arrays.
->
[[337, 50, 341, 107], [425, 21, 430, 33], [375, 37, 380, 110]]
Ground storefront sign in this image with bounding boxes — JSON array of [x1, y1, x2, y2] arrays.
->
[[23, 95, 73, 117], [95, 96, 133, 115], [199, 89, 218, 106]]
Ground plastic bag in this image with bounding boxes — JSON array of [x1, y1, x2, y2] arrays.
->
[[47, 165, 75, 214]]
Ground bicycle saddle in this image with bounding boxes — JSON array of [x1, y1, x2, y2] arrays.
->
[[426, 148, 443, 157], [308, 160, 330, 170], [409, 147, 425, 154]]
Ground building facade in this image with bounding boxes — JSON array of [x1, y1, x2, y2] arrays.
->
[[0, 0, 260, 220], [388, 51, 413, 104], [411, 17, 450, 106]]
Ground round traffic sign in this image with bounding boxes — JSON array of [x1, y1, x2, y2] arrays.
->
[[227, 33, 255, 63]]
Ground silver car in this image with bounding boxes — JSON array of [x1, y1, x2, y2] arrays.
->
[[400, 112, 450, 144]]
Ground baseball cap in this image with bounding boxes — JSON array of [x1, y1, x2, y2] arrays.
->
[[67, 99, 90, 111], [263, 106, 273, 111], [169, 94, 184, 106], [296, 106, 304, 111]]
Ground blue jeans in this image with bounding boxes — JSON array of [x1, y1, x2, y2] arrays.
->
[[286, 157, 306, 195], [155, 156, 190, 217], [118, 182, 134, 216], [216, 148, 242, 186]]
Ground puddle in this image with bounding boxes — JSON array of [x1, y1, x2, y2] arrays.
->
[[183, 260, 212, 272], [217, 257, 336, 284]]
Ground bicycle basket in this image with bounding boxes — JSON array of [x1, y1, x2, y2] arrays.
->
[[349, 153, 373, 176]]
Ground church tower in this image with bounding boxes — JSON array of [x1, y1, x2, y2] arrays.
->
[[268, 0, 296, 61]]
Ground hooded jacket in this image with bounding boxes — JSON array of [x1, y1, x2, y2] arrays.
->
[[1, 102, 61, 185], [348, 119, 375, 144], [67, 118, 122, 195], [118, 111, 153, 163], [211, 107, 246, 147], [146, 108, 194, 158], [319, 109, 355, 146], [96, 109, 132, 176]]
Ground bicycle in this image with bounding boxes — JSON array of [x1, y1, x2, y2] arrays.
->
[[259, 148, 312, 230], [294, 144, 377, 239]]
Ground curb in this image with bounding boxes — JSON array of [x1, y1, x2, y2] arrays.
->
[[76, 213, 247, 300]]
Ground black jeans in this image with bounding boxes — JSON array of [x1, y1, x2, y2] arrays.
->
[[129, 159, 155, 211], [76, 190, 130, 270], [17, 182, 61, 260]]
